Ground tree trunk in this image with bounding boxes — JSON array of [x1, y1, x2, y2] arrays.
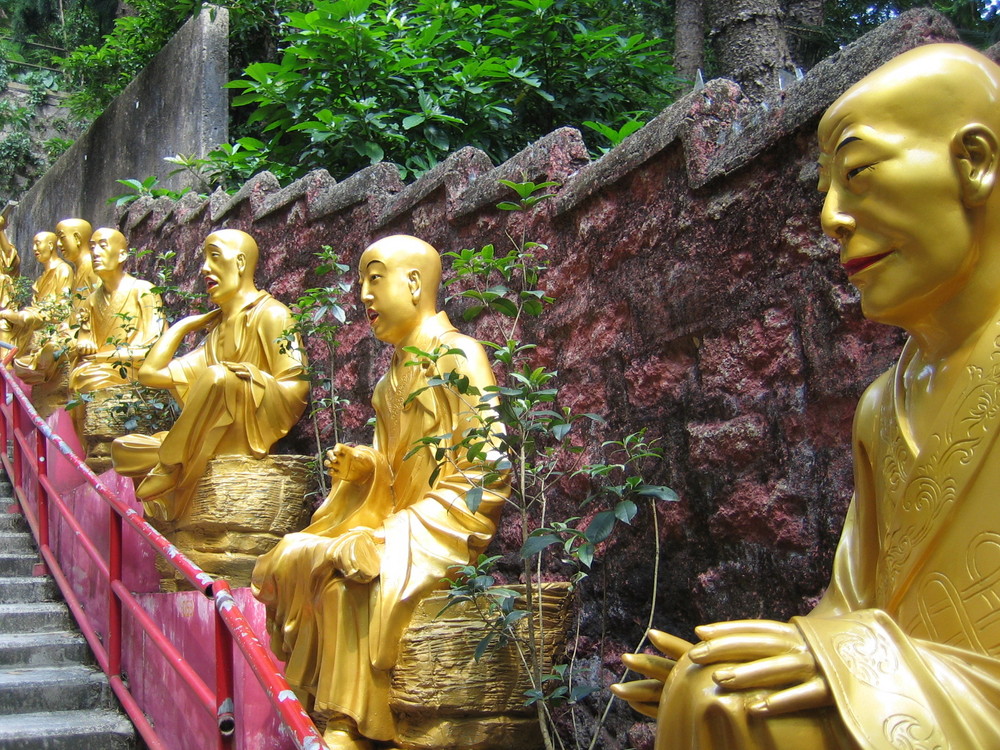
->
[[674, 0, 705, 84], [783, 0, 824, 68], [705, 0, 794, 101]]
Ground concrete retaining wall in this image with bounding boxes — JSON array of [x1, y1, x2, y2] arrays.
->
[[10, 6, 228, 270]]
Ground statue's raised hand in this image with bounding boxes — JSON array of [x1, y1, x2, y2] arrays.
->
[[325, 443, 375, 484]]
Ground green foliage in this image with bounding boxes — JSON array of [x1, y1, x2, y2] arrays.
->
[[57, 0, 199, 120], [109, 176, 189, 207], [277, 246, 353, 495], [226, 0, 678, 181]]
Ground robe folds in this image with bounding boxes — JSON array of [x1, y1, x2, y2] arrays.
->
[[111, 291, 307, 522], [69, 275, 164, 392], [9, 259, 74, 375], [658, 314, 1000, 750], [252, 311, 509, 741]]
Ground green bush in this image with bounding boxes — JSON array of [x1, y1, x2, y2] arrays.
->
[[227, 0, 679, 180]]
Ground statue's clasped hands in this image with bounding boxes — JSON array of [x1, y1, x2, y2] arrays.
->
[[613, 620, 831, 719], [691, 620, 831, 715]]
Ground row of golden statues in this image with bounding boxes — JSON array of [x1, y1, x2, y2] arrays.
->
[[1, 42, 996, 750]]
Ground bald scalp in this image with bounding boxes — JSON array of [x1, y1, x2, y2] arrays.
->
[[821, 44, 1000, 147], [206, 229, 259, 274], [34, 231, 57, 245], [92, 227, 127, 248], [361, 235, 442, 293], [55, 218, 92, 240]]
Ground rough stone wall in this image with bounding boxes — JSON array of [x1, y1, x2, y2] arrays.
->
[[114, 10, 956, 748], [10, 7, 228, 269]]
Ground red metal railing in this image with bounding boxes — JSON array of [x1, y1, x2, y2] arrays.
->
[[0, 349, 326, 750]]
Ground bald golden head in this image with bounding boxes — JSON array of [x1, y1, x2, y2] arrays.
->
[[205, 229, 259, 274], [818, 43, 1000, 341], [359, 235, 443, 345], [55, 218, 92, 262]]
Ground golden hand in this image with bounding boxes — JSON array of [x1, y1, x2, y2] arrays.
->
[[610, 629, 693, 718], [325, 444, 375, 484], [177, 308, 222, 333], [76, 337, 98, 357], [689, 620, 831, 716], [223, 361, 252, 381]]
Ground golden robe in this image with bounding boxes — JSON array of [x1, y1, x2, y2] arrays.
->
[[657, 315, 1000, 749], [69, 275, 164, 392], [8, 258, 74, 364], [252, 311, 508, 741], [111, 291, 308, 522]]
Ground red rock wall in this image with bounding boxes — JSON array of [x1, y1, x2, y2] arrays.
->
[[116, 11, 960, 746]]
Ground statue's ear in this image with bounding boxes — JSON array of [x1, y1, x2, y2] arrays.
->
[[236, 253, 246, 274], [408, 269, 421, 304], [955, 124, 999, 207]]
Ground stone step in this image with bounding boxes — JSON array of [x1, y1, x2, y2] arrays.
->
[[0, 514, 27, 532], [0, 709, 134, 749], [0, 602, 72, 634], [0, 533, 35, 553], [0, 632, 91, 667], [0, 664, 111, 714], [0, 577, 58, 603], [0, 555, 38, 577]]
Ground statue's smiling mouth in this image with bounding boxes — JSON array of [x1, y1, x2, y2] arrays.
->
[[843, 251, 892, 276], [205, 277, 219, 292], [367, 308, 379, 324]]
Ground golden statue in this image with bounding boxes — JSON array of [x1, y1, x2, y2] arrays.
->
[[1, 231, 73, 359], [110, 229, 309, 523], [613, 43, 1000, 749], [55, 218, 97, 302], [0, 213, 21, 312], [252, 235, 509, 750], [69, 228, 165, 393]]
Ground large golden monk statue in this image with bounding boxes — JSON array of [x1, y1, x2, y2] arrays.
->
[[110, 229, 308, 523], [1, 231, 73, 358], [69, 228, 164, 393], [614, 43, 1000, 750], [252, 235, 510, 750]]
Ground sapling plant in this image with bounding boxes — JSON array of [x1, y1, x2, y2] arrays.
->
[[407, 180, 677, 750]]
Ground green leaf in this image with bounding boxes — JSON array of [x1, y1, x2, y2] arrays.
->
[[520, 533, 560, 559], [614, 499, 638, 523], [637, 485, 679, 502], [465, 486, 483, 513], [584, 510, 615, 543]]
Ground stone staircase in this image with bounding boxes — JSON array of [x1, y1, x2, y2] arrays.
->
[[0, 477, 136, 749]]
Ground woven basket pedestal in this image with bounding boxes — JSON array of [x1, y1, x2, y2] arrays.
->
[[152, 453, 314, 590], [390, 583, 572, 750], [80, 385, 174, 473]]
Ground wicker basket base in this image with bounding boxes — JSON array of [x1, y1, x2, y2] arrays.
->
[[390, 583, 572, 750], [153, 453, 315, 590], [80, 385, 176, 473]]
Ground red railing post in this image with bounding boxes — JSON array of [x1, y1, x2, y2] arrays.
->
[[10, 397, 21, 492], [35, 428, 48, 550], [214, 588, 236, 749], [108, 507, 123, 681]]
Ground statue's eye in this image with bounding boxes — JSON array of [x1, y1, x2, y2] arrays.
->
[[846, 164, 875, 180]]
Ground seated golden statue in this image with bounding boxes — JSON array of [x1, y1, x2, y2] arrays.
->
[[55, 218, 97, 302], [1, 231, 73, 360], [0, 214, 21, 313], [252, 235, 510, 750], [69, 228, 164, 393], [613, 43, 1000, 749], [110, 229, 309, 523]]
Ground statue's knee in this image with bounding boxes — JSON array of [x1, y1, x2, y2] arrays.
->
[[203, 364, 230, 388]]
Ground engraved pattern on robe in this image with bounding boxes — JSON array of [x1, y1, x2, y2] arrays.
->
[[657, 318, 1000, 750]]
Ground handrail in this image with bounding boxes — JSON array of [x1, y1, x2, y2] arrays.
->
[[0, 351, 327, 750]]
